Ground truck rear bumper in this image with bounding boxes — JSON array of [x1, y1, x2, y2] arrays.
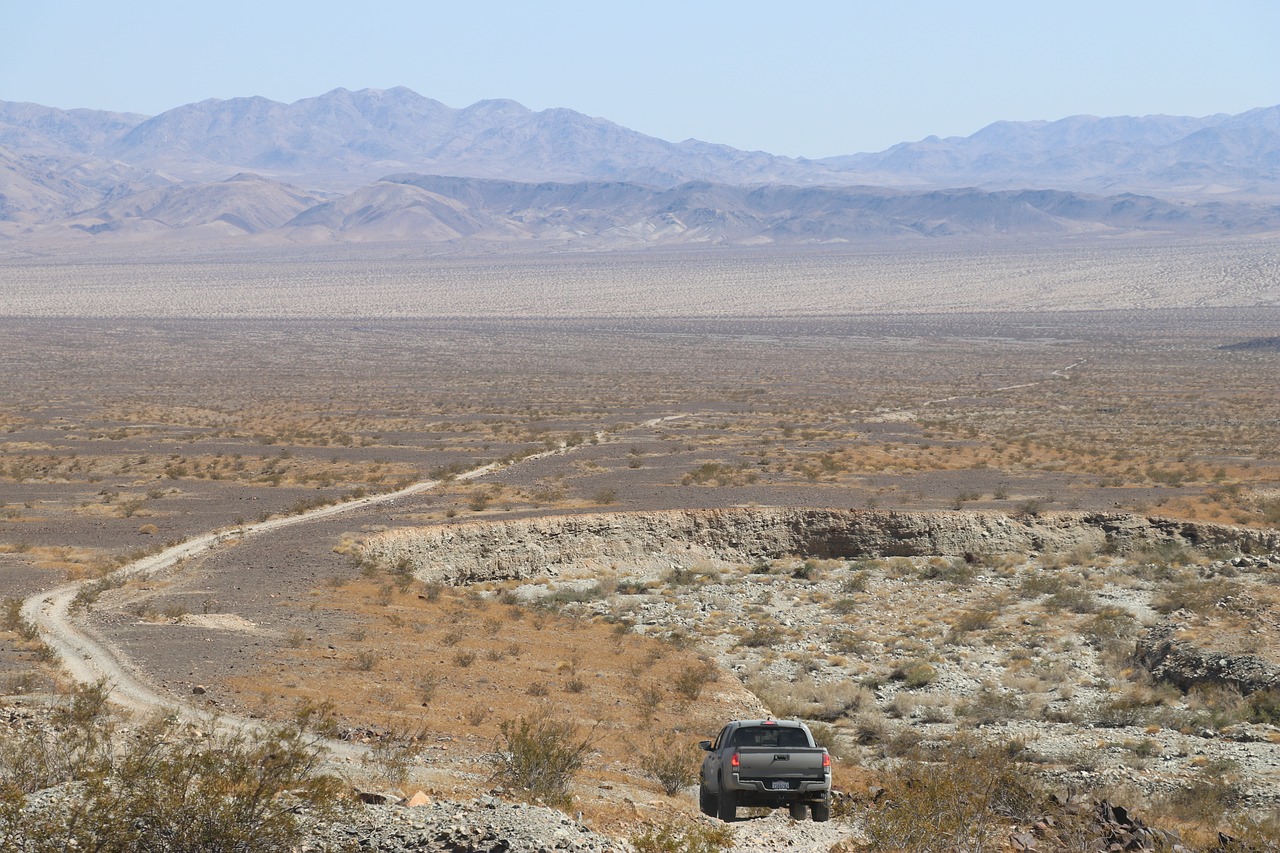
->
[[729, 776, 831, 804]]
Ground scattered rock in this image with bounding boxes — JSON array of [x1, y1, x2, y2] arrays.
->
[[1135, 623, 1280, 695]]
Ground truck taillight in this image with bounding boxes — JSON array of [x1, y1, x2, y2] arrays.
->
[[731, 752, 739, 768], [823, 752, 831, 768]]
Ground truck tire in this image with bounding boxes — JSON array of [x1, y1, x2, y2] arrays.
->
[[717, 788, 737, 822], [811, 802, 831, 822], [789, 802, 808, 820], [698, 783, 717, 817]]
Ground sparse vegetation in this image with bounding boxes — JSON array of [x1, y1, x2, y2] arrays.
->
[[863, 740, 1045, 852], [2, 273, 1280, 846], [631, 820, 733, 853], [638, 732, 701, 796], [0, 694, 342, 852]]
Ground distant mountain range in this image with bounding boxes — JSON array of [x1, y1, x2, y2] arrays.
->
[[2, 87, 1279, 250]]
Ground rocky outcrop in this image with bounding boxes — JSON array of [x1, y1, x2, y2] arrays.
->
[[1135, 623, 1280, 696], [363, 509, 1280, 586]]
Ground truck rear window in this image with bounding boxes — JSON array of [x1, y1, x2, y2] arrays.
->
[[729, 726, 810, 748]]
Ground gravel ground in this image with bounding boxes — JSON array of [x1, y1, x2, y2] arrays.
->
[[303, 797, 630, 852], [300, 795, 859, 853]]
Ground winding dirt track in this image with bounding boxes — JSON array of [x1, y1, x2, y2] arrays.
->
[[19, 417, 683, 751]]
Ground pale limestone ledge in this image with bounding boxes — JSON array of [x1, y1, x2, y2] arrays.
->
[[362, 509, 1279, 586]]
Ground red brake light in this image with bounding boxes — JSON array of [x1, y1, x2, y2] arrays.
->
[[823, 752, 832, 768], [731, 752, 740, 767]]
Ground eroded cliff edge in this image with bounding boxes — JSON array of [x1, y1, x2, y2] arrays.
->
[[363, 509, 1280, 585]]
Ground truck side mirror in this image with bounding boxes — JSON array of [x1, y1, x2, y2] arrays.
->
[[698, 740, 712, 751]]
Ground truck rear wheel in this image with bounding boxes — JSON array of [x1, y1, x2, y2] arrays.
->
[[789, 802, 808, 820], [811, 802, 831, 822], [698, 783, 717, 817], [717, 789, 737, 822]]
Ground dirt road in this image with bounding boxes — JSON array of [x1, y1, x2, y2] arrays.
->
[[18, 422, 678, 738]]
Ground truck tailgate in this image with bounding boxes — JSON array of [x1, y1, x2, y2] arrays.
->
[[734, 746, 828, 781]]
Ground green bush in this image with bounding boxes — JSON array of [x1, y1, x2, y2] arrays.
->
[[638, 733, 700, 796], [1246, 688, 1280, 725], [631, 821, 733, 853], [672, 660, 719, 701], [1, 713, 342, 852], [864, 739, 1041, 852], [891, 660, 938, 689], [493, 713, 594, 807]]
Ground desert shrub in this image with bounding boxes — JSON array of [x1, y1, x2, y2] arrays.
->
[[947, 602, 999, 640], [413, 673, 440, 706], [1, 598, 38, 641], [1153, 771, 1244, 829], [71, 575, 124, 611], [891, 660, 938, 689], [672, 660, 719, 701], [1081, 607, 1139, 651], [916, 558, 976, 586], [792, 559, 821, 581], [0, 683, 115, 796], [362, 733, 423, 788], [681, 461, 754, 487], [1043, 587, 1099, 614], [738, 624, 783, 648], [493, 713, 594, 807], [863, 739, 1042, 852], [828, 597, 860, 615], [853, 712, 888, 745], [1016, 498, 1047, 517], [1018, 570, 1066, 598], [536, 583, 605, 609], [638, 733, 701, 796], [1221, 811, 1280, 852], [1093, 682, 1179, 728], [50, 679, 113, 731], [828, 628, 868, 655], [389, 554, 415, 591], [1135, 541, 1195, 568], [1, 715, 342, 853], [840, 569, 869, 593], [955, 687, 1027, 726], [804, 721, 845, 760], [883, 727, 924, 758], [750, 676, 872, 722], [663, 566, 700, 587], [1152, 578, 1246, 616], [631, 820, 733, 853], [1245, 687, 1280, 726]]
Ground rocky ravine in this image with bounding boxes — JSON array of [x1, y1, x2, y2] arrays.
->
[[365, 508, 1280, 812]]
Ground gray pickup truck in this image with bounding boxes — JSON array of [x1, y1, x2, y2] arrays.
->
[[698, 719, 832, 822]]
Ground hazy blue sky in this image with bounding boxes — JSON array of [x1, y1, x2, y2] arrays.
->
[[2, 1, 1277, 157]]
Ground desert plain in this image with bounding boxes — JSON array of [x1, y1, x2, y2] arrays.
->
[[3, 237, 1280, 849]]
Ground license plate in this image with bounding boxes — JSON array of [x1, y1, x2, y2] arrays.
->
[[770, 781, 790, 790]]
